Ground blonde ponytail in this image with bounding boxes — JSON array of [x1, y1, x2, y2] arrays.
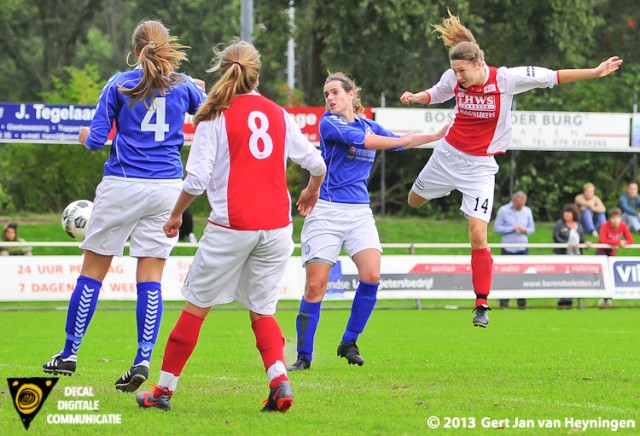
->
[[433, 10, 484, 63], [119, 20, 189, 108], [194, 39, 261, 123]]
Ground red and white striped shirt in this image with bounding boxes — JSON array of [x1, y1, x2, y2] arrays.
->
[[427, 64, 559, 156], [184, 91, 326, 230]]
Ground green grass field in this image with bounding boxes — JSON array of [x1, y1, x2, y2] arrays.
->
[[1, 305, 639, 435], [1, 216, 639, 434]]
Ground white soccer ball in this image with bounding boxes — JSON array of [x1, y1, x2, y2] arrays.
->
[[61, 200, 94, 240]]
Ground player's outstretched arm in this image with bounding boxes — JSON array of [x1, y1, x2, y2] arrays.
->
[[400, 90, 431, 106], [558, 56, 623, 84], [364, 132, 415, 150], [406, 123, 450, 149]]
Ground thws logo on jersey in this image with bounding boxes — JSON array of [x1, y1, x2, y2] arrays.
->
[[456, 94, 496, 111], [612, 260, 640, 287]]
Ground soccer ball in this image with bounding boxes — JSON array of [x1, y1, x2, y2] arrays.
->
[[61, 200, 94, 240]]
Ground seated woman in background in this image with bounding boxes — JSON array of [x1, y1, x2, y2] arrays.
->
[[0, 223, 32, 256], [552, 204, 590, 309]]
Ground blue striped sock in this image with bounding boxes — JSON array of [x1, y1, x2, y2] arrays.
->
[[134, 282, 163, 366], [342, 280, 379, 344], [61, 275, 102, 359], [295, 299, 321, 362]]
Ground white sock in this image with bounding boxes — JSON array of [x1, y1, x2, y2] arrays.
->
[[158, 370, 179, 392], [266, 360, 287, 382]]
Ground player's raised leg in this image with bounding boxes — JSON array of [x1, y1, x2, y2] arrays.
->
[[469, 217, 493, 327], [43, 252, 111, 375]]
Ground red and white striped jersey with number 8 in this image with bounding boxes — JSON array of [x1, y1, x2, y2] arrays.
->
[[184, 91, 326, 231]]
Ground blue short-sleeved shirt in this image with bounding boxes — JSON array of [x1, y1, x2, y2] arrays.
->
[[319, 111, 399, 204], [85, 70, 207, 179]]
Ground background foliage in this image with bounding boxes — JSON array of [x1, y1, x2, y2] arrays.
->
[[1, 0, 639, 219]]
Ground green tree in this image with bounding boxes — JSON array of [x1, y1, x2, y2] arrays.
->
[[0, 0, 105, 101], [0, 65, 107, 213], [1, 0, 638, 217]]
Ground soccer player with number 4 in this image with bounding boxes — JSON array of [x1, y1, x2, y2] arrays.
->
[[42, 20, 206, 391], [400, 10, 622, 328], [136, 39, 326, 413]]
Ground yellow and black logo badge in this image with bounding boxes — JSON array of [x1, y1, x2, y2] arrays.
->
[[7, 377, 58, 430]]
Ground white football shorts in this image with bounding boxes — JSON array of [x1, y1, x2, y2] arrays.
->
[[81, 176, 182, 259], [301, 199, 382, 265], [411, 139, 499, 223], [182, 223, 293, 315]]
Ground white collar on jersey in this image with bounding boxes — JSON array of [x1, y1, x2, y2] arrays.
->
[[480, 63, 490, 86]]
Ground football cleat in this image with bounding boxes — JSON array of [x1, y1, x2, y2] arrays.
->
[[136, 386, 172, 411], [261, 381, 294, 413], [115, 364, 149, 392], [472, 305, 491, 328], [42, 353, 76, 375], [337, 341, 364, 366], [286, 357, 311, 371]]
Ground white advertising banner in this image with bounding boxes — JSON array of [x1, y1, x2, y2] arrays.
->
[[608, 257, 640, 299], [324, 255, 611, 300], [373, 108, 632, 152], [0, 256, 304, 302], [632, 114, 640, 148], [1, 256, 184, 301], [0, 255, 615, 302]]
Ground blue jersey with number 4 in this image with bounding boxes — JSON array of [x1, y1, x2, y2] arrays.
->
[[85, 69, 206, 179], [319, 111, 399, 204]]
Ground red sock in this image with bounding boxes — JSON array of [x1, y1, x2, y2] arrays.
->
[[152, 385, 173, 397], [252, 316, 288, 388], [161, 310, 204, 376], [471, 248, 493, 306]]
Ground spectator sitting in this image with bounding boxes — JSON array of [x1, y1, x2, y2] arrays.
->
[[618, 181, 640, 233], [552, 204, 591, 309], [575, 182, 606, 238], [596, 207, 633, 308], [1, 223, 32, 256]]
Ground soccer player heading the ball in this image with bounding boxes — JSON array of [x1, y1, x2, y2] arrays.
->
[[400, 10, 622, 328], [287, 73, 449, 372], [42, 20, 207, 392], [135, 39, 326, 413]]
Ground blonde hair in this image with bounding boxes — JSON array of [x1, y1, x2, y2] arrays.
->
[[194, 39, 261, 123], [583, 182, 595, 190], [324, 72, 365, 115], [432, 10, 484, 63], [119, 20, 189, 108]]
